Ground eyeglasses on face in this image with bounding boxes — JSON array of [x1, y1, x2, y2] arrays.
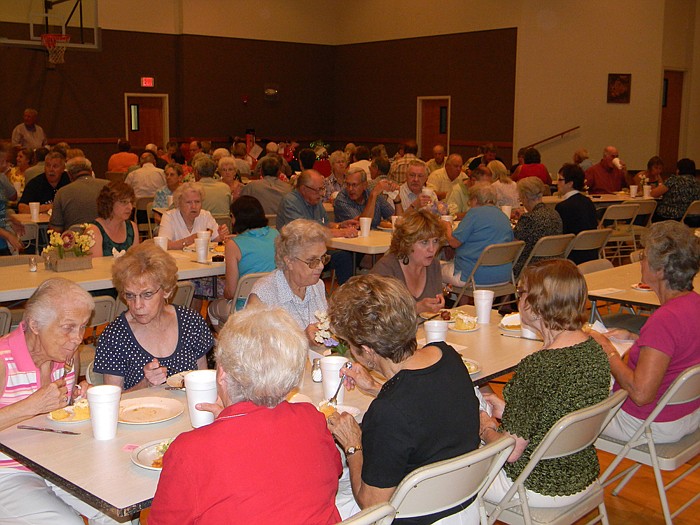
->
[[294, 254, 331, 269], [303, 185, 324, 193], [123, 286, 162, 302]]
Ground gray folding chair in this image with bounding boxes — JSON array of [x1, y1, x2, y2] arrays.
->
[[623, 199, 657, 244], [680, 199, 700, 226], [339, 503, 396, 525], [76, 296, 116, 379], [453, 241, 525, 307], [0, 307, 11, 336], [135, 196, 154, 240], [564, 228, 612, 261], [171, 281, 195, 308], [228, 272, 270, 314], [388, 436, 515, 525], [598, 204, 639, 263], [485, 389, 628, 525], [213, 214, 232, 233], [596, 364, 700, 525], [517, 234, 575, 277]]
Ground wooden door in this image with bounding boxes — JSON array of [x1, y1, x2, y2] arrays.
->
[[659, 71, 683, 170], [419, 98, 449, 160], [126, 95, 166, 150]]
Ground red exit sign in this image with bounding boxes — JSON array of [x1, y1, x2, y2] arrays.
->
[[140, 77, 155, 88]]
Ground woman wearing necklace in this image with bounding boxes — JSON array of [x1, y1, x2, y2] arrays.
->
[[88, 182, 140, 257], [479, 259, 610, 510], [595, 221, 700, 444], [248, 219, 330, 346], [370, 208, 446, 315]]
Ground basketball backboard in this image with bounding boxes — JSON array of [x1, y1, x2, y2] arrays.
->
[[0, 0, 99, 50]]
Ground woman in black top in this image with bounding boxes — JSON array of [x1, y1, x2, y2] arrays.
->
[[554, 163, 598, 264]]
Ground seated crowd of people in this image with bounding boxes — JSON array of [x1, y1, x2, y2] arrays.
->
[[0, 114, 699, 524]]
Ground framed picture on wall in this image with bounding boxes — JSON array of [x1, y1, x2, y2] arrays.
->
[[607, 73, 631, 104]]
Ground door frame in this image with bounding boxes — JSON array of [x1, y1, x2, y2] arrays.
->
[[123, 93, 170, 146], [416, 96, 451, 157]]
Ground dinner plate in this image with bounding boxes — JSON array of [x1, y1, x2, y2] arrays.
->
[[47, 405, 90, 423], [377, 226, 394, 232], [419, 309, 457, 323], [631, 283, 653, 292], [118, 397, 184, 424], [165, 370, 194, 389], [461, 357, 481, 376], [499, 323, 521, 333], [318, 403, 362, 422], [131, 438, 173, 471], [449, 324, 479, 333]]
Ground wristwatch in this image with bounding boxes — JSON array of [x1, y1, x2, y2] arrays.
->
[[345, 445, 363, 456]]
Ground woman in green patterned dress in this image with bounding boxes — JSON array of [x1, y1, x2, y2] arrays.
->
[[479, 259, 611, 508]]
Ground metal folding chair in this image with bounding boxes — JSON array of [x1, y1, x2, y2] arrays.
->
[[517, 234, 574, 277]]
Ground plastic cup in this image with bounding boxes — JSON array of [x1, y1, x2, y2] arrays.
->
[[612, 158, 623, 170], [521, 324, 540, 340], [643, 185, 651, 199], [440, 215, 453, 224], [501, 205, 512, 218], [474, 290, 495, 324], [421, 187, 432, 196], [391, 215, 399, 229], [196, 230, 211, 240], [629, 185, 638, 198], [86, 385, 122, 440], [359, 217, 371, 237], [185, 370, 218, 428], [29, 202, 40, 221], [153, 236, 168, 250], [194, 238, 209, 263], [424, 320, 449, 343], [166, 195, 174, 207], [320, 356, 349, 404]]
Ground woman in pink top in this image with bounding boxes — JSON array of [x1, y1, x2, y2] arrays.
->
[[595, 221, 700, 443]]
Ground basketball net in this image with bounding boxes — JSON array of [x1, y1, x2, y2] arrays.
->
[[41, 34, 71, 64]]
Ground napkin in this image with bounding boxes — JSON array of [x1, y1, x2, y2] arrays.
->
[[590, 321, 634, 356], [112, 247, 126, 258]]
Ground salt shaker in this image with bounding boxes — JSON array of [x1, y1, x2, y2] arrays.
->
[[311, 358, 322, 383], [28, 256, 37, 272]]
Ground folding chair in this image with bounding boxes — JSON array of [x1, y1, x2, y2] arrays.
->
[[680, 199, 700, 226], [453, 241, 525, 308], [388, 436, 515, 525], [146, 201, 156, 237], [596, 364, 700, 525], [484, 389, 628, 525], [17, 222, 40, 254], [565, 228, 612, 263], [0, 307, 11, 336], [517, 234, 574, 277], [339, 503, 396, 525], [623, 199, 657, 244], [135, 196, 154, 240], [171, 281, 195, 308], [213, 214, 232, 233], [598, 204, 639, 263], [228, 272, 270, 314], [76, 296, 116, 379]]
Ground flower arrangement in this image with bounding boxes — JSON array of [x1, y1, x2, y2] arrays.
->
[[43, 224, 95, 258], [314, 311, 349, 356]]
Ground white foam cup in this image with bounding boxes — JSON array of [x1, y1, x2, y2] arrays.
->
[[474, 290, 495, 324], [194, 238, 209, 263], [320, 356, 350, 404], [629, 185, 638, 198], [196, 230, 211, 240], [153, 236, 168, 250], [359, 217, 371, 237], [612, 158, 623, 170], [424, 320, 449, 343], [87, 385, 122, 440], [185, 370, 218, 428], [29, 202, 40, 221], [643, 185, 651, 199]]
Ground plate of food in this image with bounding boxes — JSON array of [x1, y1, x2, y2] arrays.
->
[[131, 438, 174, 471], [419, 309, 457, 323], [449, 312, 479, 332], [166, 370, 194, 389], [461, 357, 481, 376], [631, 282, 653, 292], [499, 313, 521, 332], [118, 397, 184, 425], [47, 399, 90, 423], [318, 402, 362, 421]]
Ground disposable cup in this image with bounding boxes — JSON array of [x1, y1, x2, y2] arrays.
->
[[391, 215, 399, 229], [629, 185, 638, 198], [320, 356, 349, 404], [424, 320, 449, 343], [185, 370, 218, 428], [440, 215, 453, 224], [153, 236, 168, 250], [643, 185, 651, 199], [501, 205, 512, 219], [359, 217, 371, 237], [86, 385, 121, 440], [521, 324, 540, 340], [474, 290, 495, 324], [612, 158, 623, 170], [196, 230, 211, 240], [29, 202, 40, 221], [421, 187, 432, 196], [195, 238, 209, 263], [166, 195, 174, 207]]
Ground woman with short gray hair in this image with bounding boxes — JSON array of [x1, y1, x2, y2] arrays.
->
[[596, 220, 700, 443], [149, 305, 342, 524]]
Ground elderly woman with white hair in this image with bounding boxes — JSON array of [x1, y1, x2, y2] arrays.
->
[[158, 181, 229, 250], [443, 183, 514, 287], [216, 156, 243, 202], [248, 219, 330, 345], [0, 279, 137, 524], [148, 305, 342, 524], [489, 159, 520, 209], [324, 150, 348, 202]]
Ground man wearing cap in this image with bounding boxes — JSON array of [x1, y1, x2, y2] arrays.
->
[[50, 157, 109, 232], [12, 108, 47, 150], [585, 145, 631, 194]]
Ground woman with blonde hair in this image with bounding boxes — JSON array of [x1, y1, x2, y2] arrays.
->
[[489, 159, 520, 209], [370, 208, 446, 314]]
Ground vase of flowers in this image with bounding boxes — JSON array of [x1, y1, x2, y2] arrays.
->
[[314, 311, 349, 356], [43, 224, 95, 272]]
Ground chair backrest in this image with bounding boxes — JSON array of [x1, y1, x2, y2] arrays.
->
[[340, 503, 396, 525], [213, 214, 232, 232], [146, 201, 155, 237], [681, 199, 700, 224], [520, 234, 575, 270], [230, 272, 270, 313], [645, 364, 700, 421], [623, 199, 657, 227], [102, 171, 127, 184], [171, 281, 195, 308], [599, 203, 639, 229], [390, 436, 515, 520], [0, 306, 11, 336], [89, 296, 116, 327], [19, 222, 39, 251], [565, 228, 612, 257], [577, 258, 613, 275]]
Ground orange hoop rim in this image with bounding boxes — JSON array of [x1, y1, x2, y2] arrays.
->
[[41, 33, 71, 49]]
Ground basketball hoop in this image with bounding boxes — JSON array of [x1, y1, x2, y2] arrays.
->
[[41, 33, 71, 64]]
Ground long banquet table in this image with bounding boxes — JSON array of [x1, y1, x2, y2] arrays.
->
[[0, 251, 225, 302], [0, 305, 539, 517]]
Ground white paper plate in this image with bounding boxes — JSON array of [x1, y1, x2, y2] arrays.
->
[[631, 283, 653, 292], [131, 438, 173, 471], [119, 397, 184, 425], [420, 309, 457, 323], [165, 370, 194, 389], [461, 357, 481, 376], [377, 226, 394, 232], [47, 405, 90, 423], [449, 324, 479, 333]]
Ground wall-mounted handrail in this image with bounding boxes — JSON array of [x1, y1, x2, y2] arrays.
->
[[525, 125, 580, 149]]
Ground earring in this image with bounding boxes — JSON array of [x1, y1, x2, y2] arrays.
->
[[402, 255, 409, 265]]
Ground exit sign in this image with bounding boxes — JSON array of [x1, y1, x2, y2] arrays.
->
[[140, 77, 155, 88]]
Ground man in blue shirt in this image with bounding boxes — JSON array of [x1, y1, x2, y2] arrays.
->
[[333, 167, 395, 228]]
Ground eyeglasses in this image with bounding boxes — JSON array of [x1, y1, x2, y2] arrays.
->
[[515, 287, 528, 298], [294, 254, 331, 269], [303, 185, 324, 193], [123, 286, 162, 302]]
